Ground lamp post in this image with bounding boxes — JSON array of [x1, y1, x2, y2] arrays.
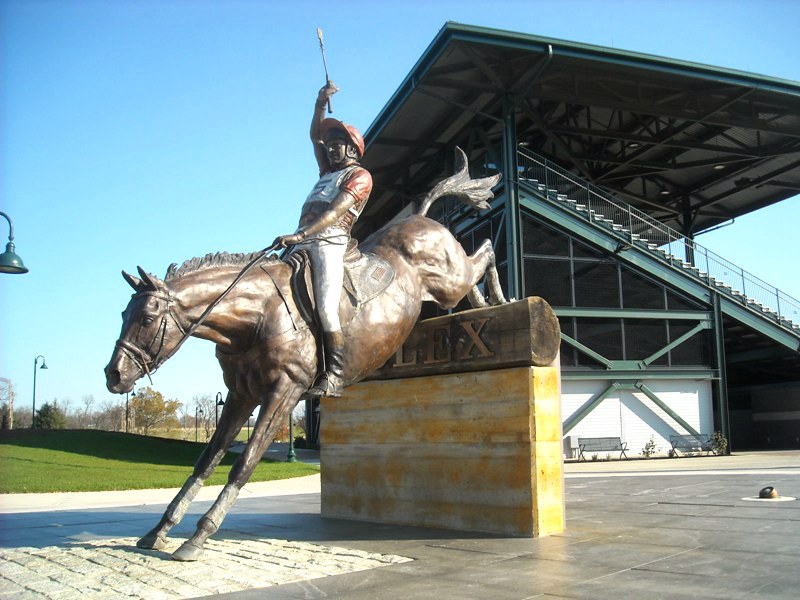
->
[[31, 355, 47, 428], [286, 413, 297, 463], [215, 392, 225, 427], [0, 211, 29, 274], [125, 388, 136, 433], [195, 407, 203, 442]]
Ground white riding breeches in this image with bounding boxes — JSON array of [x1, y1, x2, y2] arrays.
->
[[296, 232, 348, 332]]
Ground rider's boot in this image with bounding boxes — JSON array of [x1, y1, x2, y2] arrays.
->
[[309, 330, 345, 398]]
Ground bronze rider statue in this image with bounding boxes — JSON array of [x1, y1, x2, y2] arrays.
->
[[273, 83, 372, 398]]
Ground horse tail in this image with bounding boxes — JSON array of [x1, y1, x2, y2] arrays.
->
[[416, 147, 501, 218]]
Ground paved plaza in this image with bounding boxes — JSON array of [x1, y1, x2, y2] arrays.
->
[[1, 451, 798, 599]]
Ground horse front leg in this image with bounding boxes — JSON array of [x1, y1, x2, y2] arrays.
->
[[171, 376, 303, 562], [467, 239, 508, 307], [137, 393, 248, 551]]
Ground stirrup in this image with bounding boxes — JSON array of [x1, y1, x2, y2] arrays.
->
[[307, 371, 343, 398]]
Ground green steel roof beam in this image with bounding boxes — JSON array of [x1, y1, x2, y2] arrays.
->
[[560, 332, 614, 369], [366, 19, 800, 142], [639, 321, 712, 368], [440, 22, 800, 95], [562, 370, 715, 381], [555, 308, 711, 320]]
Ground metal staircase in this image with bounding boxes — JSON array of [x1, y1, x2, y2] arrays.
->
[[516, 148, 800, 336]]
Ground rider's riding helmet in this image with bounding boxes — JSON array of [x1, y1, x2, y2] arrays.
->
[[321, 118, 365, 160]]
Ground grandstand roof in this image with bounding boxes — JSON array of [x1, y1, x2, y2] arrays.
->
[[362, 22, 800, 236]]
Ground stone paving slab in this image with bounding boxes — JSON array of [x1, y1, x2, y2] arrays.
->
[[0, 534, 410, 599], [1, 452, 799, 599]]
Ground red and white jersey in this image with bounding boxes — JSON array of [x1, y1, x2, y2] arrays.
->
[[303, 164, 372, 234]]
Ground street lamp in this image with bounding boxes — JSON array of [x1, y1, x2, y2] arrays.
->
[[215, 392, 225, 427], [195, 406, 203, 442], [125, 388, 136, 433], [31, 355, 47, 428], [0, 211, 28, 274], [286, 413, 297, 463]]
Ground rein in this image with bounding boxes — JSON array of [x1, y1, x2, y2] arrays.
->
[[118, 243, 279, 381]]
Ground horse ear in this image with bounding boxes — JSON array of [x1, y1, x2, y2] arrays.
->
[[122, 270, 143, 290], [136, 266, 163, 290]]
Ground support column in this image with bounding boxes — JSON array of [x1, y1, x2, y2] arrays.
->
[[713, 293, 731, 450], [502, 95, 523, 299], [681, 195, 697, 266]]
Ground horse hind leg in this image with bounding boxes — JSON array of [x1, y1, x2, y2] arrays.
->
[[467, 239, 508, 308], [172, 376, 303, 562], [484, 254, 508, 304], [137, 394, 245, 551]]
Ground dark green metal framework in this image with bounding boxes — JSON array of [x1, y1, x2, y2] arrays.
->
[[352, 22, 800, 450]]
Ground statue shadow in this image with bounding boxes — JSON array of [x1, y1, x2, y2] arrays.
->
[[0, 505, 502, 554]]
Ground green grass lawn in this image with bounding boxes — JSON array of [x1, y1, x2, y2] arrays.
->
[[0, 429, 319, 493]]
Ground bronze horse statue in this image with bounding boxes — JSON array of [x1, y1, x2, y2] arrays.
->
[[104, 149, 507, 561]]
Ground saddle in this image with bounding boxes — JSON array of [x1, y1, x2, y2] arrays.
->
[[282, 239, 395, 330]]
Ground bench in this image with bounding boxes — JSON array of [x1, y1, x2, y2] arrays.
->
[[670, 434, 715, 456], [578, 437, 628, 461]]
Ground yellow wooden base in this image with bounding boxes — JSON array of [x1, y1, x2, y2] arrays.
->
[[321, 366, 564, 537]]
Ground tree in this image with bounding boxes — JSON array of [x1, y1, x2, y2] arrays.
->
[[58, 397, 73, 418], [192, 394, 216, 441], [77, 394, 95, 428], [34, 401, 68, 429], [129, 387, 181, 435], [96, 399, 124, 431], [13, 408, 31, 429], [0, 378, 14, 430]]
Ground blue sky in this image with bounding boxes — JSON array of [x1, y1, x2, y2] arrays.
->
[[1, 0, 798, 415]]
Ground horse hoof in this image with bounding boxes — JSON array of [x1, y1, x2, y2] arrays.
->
[[172, 541, 204, 562], [137, 532, 166, 550]]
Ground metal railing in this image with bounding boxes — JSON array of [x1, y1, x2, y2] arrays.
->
[[517, 148, 800, 332]]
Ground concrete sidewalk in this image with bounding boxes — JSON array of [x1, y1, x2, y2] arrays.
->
[[3, 451, 797, 514], [0, 474, 322, 514], [1, 451, 799, 599]]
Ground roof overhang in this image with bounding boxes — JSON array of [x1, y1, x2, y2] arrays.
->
[[360, 22, 800, 236]]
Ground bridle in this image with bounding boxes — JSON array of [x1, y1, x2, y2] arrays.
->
[[114, 289, 186, 384], [114, 243, 279, 384]]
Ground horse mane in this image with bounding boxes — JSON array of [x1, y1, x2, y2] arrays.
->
[[164, 251, 267, 281]]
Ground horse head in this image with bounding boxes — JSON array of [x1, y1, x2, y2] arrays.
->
[[105, 266, 186, 393]]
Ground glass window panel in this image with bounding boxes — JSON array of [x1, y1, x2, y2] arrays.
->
[[669, 322, 711, 366], [575, 317, 624, 363], [457, 231, 475, 255], [572, 239, 605, 260], [522, 215, 569, 256], [493, 218, 507, 262], [621, 267, 666, 309], [473, 222, 492, 247], [524, 258, 572, 306], [667, 289, 705, 311], [559, 317, 576, 367], [624, 319, 668, 364], [497, 261, 508, 297], [573, 261, 620, 307]]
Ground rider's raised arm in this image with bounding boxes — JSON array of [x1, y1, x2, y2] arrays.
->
[[311, 83, 338, 173]]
